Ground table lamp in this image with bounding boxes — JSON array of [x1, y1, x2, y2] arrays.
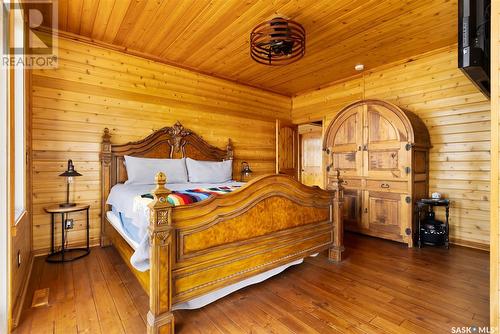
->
[[240, 161, 253, 182], [59, 159, 82, 207]]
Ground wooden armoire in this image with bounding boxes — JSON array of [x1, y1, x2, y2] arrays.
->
[[323, 99, 430, 247]]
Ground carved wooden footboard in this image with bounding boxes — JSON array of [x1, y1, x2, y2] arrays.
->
[[100, 123, 343, 333], [147, 172, 343, 333]]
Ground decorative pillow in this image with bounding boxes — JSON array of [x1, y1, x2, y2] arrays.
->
[[124, 156, 188, 185], [186, 158, 232, 183]]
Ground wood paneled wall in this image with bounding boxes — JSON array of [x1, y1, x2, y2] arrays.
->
[[292, 46, 491, 249], [10, 213, 31, 328], [490, 0, 499, 327], [31, 36, 290, 253], [30, 37, 491, 253]]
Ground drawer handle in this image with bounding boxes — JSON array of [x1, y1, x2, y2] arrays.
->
[[381, 183, 390, 189], [342, 181, 348, 185]]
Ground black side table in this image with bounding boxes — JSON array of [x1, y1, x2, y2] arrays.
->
[[416, 199, 450, 249], [44, 203, 91, 262]]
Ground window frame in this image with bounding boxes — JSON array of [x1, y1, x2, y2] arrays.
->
[[1, 2, 12, 333], [12, 3, 25, 224]]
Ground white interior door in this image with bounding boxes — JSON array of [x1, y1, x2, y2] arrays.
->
[[300, 125, 322, 187]]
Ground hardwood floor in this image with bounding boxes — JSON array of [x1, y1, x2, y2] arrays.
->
[[14, 233, 489, 333]]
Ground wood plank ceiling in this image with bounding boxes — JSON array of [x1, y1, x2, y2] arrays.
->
[[38, 0, 457, 96]]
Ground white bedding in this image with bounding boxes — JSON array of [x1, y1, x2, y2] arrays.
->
[[106, 181, 245, 271], [106, 210, 139, 250]]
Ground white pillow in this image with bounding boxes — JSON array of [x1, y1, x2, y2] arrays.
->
[[186, 158, 232, 183], [124, 156, 188, 185]]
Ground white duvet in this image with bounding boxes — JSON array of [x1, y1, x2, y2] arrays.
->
[[106, 181, 245, 271]]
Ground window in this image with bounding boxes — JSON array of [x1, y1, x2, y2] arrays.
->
[[13, 6, 24, 221]]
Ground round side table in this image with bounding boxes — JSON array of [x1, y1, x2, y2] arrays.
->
[[44, 203, 90, 263]]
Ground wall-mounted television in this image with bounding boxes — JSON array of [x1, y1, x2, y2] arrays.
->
[[458, 0, 491, 98]]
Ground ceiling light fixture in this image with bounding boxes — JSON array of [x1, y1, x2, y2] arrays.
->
[[354, 64, 365, 71], [250, 17, 305, 66]]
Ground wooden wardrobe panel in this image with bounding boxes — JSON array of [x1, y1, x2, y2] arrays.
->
[[334, 113, 359, 145], [365, 191, 403, 241], [326, 106, 363, 178], [276, 120, 298, 178], [367, 111, 399, 142], [343, 188, 362, 232], [364, 104, 410, 180], [324, 99, 430, 246]]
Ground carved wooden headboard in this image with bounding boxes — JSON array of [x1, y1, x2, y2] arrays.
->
[[101, 121, 233, 188]]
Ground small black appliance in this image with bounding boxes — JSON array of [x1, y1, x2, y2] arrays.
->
[[420, 211, 447, 246]]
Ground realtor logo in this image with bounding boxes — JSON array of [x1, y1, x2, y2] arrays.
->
[[451, 326, 497, 333], [2, 0, 58, 68]]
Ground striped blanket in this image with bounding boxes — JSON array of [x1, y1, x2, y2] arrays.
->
[[141, 186, 241, 206]]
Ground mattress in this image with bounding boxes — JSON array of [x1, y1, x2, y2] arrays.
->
[[106, 210, 139, 250], [105, 209, 305, 311]]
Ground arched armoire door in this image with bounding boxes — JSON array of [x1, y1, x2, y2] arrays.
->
[[324, 100, 430, 246]]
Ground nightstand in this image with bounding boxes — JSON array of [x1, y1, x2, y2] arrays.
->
[[44, 203, 90, 263], [416, 199, 450, 249]]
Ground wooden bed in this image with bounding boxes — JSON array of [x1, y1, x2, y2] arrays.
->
[[100, 122, 344, 333]]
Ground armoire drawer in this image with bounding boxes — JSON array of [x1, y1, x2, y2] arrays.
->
[[328, 177, 361, 189], [339, 178, 362, 189], [366, 180, 408, 192]]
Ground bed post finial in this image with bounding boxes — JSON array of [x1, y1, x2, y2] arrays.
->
[[103, 127, 110, 140], [226, 138, 234, 160], [100, 128, 112, 247], [152, 172, 169, 193], [101, 128, 112, 164], [328, 169, 344, 262], [147, 172, 174, 334]]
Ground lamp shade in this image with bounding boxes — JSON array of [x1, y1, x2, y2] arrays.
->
[[59, 159, 82, 177]]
